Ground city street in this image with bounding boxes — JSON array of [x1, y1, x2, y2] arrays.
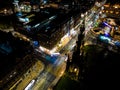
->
[[32, 53, 67, 90]]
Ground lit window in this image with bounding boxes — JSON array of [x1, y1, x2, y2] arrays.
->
[[106, 10, 108, 13], [110, 11, 113, 13], [115, 12, 119, 14]]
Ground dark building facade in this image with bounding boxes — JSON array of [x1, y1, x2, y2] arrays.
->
[[14, 7, 81, 50], [0, 30, 41, 90]]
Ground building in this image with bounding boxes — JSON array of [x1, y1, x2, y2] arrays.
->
[[102, 4, 120, 18], [14, 6, 81, 51], [0, 30, 44, 90]]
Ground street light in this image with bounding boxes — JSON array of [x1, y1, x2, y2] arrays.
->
[[81, 14, 84, 18]]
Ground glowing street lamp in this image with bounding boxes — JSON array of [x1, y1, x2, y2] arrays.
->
[[81, 14, 84, 18]]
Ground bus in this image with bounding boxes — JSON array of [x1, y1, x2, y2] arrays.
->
[[24, 79, 35, 90]]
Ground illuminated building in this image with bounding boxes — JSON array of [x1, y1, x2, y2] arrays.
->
[[14, 7, 81, 51], [0, 30, 44, 90]]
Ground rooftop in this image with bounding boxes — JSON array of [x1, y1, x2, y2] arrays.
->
[[17, 7, 80, 36], [0, 30, 33, 81]]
